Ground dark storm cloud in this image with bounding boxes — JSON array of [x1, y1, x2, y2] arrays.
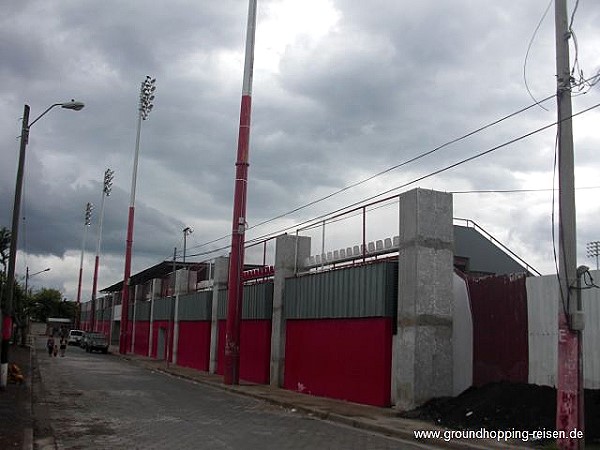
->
[[1, 0, 599, 296]]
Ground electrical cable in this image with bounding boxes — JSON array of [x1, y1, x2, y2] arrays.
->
[[184, 93, 559, 255], [237, 101, 600, 250], [523, 0, 553, 112]]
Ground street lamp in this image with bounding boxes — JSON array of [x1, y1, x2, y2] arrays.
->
[[183, 226, 193, 263], [25, 267, 51, 296], [1, 100, 84, 389], [22, 267, 50, 346], [76, 202, 93, 329], [587, 241, 600, 271], [119, 77, 156, 354], [90, 169, 114, 333]]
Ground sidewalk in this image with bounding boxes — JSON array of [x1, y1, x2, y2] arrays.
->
[[0, 343, 33, 450], [111, 347, 527, 450]]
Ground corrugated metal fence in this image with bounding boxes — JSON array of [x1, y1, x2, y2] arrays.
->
[[285, 262, 397, 319]]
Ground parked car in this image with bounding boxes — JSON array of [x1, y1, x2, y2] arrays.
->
[[81, 332, 109, 354], [67, 329, 84, 346]]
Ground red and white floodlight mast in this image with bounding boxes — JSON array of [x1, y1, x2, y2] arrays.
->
[[90, 168, 114, 332], [76, 202, 93, 328], [119, 77, 156, 354], [224, 0, 258, 385]]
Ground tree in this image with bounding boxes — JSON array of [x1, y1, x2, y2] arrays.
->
[[29, 289, 76, 323], [0, 226, 10, 310]]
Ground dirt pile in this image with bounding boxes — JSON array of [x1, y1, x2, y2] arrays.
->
[[401, 382, 600, 445]]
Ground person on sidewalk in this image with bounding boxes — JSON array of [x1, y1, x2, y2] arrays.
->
[[46, 336, 55, 356], [59, 337, 67, 357]]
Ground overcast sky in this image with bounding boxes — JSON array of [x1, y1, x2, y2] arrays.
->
[[1, 0, 599, 300]]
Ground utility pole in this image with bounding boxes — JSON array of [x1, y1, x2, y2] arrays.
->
[[554, 1, 584, 448], [224, 0, 258, 385]]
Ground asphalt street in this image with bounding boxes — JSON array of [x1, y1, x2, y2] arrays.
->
[[34, 338, 433, 450]]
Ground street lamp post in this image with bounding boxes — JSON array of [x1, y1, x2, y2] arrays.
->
[[182, 226, 193, 263], [76, 202, 93, 330], [23, 267, 50, 346], [1, 100, 84, 389], [25, 267, 51, 296], [119, 77, 156, 354], [90, 169, 114, 332]]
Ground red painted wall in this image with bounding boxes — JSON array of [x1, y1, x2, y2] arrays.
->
[[467, 275, 528, 386], [217, 320, 225, 375], [177, 321, 211, 371], [133, 321, 150, 356], [240, 320, 271, 384], [216, 319, 271, 384], [284, 317, 392, 407]]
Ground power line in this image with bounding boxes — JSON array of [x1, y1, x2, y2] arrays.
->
[[185, 78, 599, 257], [237, 101, 600, 246], [185, 94, 558, 255]]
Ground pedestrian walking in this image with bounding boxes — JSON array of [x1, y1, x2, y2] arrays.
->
[[53, 342, 59, 357], [59, 337, 67, 357], [46, 336, 55, 356]]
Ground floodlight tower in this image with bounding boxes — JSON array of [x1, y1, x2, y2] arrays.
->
[[76, 202, 93, 328], [90, 168, 114, 331], [224, 0, 258, 385], [119, 76, 156, 354], [587, 241, 600, 270]]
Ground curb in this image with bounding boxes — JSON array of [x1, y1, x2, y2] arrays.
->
[[113, 352, 526, 450]]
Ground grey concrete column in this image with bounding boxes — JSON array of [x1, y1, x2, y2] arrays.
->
[[131, 285, 139, 353], [391, 188, 454, 410], [270, 234, 311, 387], [209, 257, 229, 373], [172, 269, 187, 365], [148, 278, 161, 357]]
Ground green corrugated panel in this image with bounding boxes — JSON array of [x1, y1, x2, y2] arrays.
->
[[243, 282, 273, 319], [216, 283, 273, 320], [134, 301, 151, 321], [285, 262, 397, 319], [153, 297, 175, 321], [103, 308, 112, 321], [178, 291, 212, 321]]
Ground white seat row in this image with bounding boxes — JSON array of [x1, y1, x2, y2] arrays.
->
[[303, 235, 401, 268]]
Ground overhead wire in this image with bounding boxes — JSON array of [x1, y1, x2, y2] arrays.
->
[[184, 96, 600, 259], [184, 93, 558, 255], [237, 101, 600, 250], [523, 0, 553, 111]]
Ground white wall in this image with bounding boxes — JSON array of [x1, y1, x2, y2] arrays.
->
[[526, 270, 600, 389], [453, 272, 473, 395]]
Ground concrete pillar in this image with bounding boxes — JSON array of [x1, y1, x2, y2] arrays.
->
[[172, 269, 187, 365], [209, 257, 229, 373], [270, 234, 311, 387], [148, 278, 161, 357], [131, 285, 139, 353], [391, 188, 454, 410]]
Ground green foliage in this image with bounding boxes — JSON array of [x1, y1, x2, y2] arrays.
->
[[0, 226, 10, 273], [29, 288, 77, 323]]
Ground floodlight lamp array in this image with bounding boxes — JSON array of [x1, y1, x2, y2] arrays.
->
[[103, 168, 115, 195], [139, 76, 156, 120], [84, 202, 94, 226]]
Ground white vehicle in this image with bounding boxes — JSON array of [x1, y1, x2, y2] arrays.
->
[[68, 329, 84, 346]]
